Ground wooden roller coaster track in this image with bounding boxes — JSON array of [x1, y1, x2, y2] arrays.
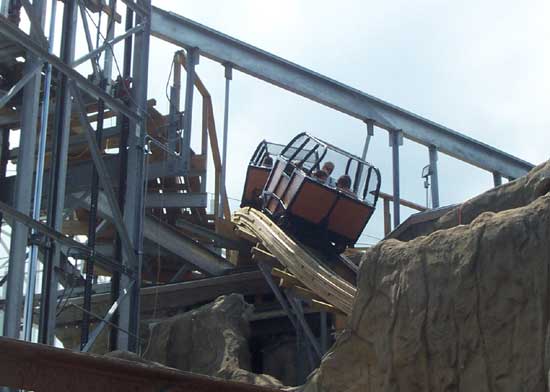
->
[[233, 207, 357, 315]]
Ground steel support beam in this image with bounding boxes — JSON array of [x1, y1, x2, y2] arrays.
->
[[181, 47, 198, 170], [0, 62, 42, 110], [23, 0, 57, 342], [361, 120, 374, 160], [81, 77, 107, 349], [143, 215, 232, 275], [72, 24, 144, 68], [0, 15, 140, 122], [219, 64, 232, 218], [493, 172, 502, 187], [0, 0, 8, 17], [320, 311, 328, 354], [111, 2, 136, 350], [77, 1, 102, 79], [38, 0, 77, 345], [0, 201, 132, 276], [151, 6, 533, 179], [286, 292, 322, 359], [429, 145, 440, 208], [257, 261, 298, 330], [82, 282, 133, 353], [118, 0, 151, 351], [3, 0, 46, 340], [71, 87, 134, 262], [145, 192, 207, 208], [390, 130, 402, 227], [167, 52, 181, 155]]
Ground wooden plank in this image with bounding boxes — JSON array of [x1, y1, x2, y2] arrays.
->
[[271, 268, 300, 286], [378, 191, 426, 212], [251, 247, 278, 265], [310, 299, 342, 315], [233, 208, 356, 315], [234, 226, 259, 244], [0, 337, 280, 392]]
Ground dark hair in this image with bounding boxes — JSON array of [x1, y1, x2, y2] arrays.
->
[[336, 174, 351, 189], [314, 170, 328, 180], [262, 156, 273, 167]]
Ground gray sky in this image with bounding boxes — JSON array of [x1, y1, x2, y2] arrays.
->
[[148, 0, 549, 242]]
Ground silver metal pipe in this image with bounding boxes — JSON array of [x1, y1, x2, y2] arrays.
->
[[429, 146, 440, 208], [0, 0, 8, 17], [72, 24, 144, 68], [391, 130, 401, 227], [102, 0, 117, 81], [22, 0, 58, 342], [3, 0, 47, 340], [361, 120, 374, 160], [219, 64, 232, 218], [493, 172, 502, 187], [181, 47, 197, 170]]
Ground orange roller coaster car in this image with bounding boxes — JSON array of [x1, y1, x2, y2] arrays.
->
[[241, 133, 381, 254]]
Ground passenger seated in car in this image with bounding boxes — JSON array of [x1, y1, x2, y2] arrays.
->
[[321, 161, 336, 186], [313, 169, 329, 183], [262, 156, 273, 167], [336, 175, 354, 196], [312, 161, 336, 186]]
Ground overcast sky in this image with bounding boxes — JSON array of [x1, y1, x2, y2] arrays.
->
[[146, 0, 549, 242]]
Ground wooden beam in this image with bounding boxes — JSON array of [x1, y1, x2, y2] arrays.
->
[[251, 246, 278, 265], [378, 191, 426, 212]]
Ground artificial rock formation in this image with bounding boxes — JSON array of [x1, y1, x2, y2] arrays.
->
[[412, 159, 550, 238], [143, 293, 283, 388], [302, 162, 550, 391]]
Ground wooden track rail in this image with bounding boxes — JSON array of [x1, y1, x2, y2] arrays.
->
[[0, 337, 280, 392], [233, 208, 356, 315]]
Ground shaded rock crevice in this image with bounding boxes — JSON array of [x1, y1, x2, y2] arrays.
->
[[140, 294, 283, 388]]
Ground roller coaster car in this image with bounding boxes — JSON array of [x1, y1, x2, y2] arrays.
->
[[260, 133, 381, 254], [241, 140, 287, 210]]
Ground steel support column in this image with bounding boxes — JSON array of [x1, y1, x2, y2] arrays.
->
[[181, 47, 198, 170], [167, 52, 181, 155], [361, 120, 374, 160], [0, 0, 8, 17], [3, 0, 47, 340], [429, 145, 440, 208], [390, 130, 402, 228], [117, 0, 151, 352], [22, 0, 57, 342], [219, 64, 232, 218], [320, 311, 328, 354], [111, 1, 135, 351], [0, 128, 8, 225], [38, 0, 77, 345], [493, 172, 502, 187], [80, 78, 106, 349]]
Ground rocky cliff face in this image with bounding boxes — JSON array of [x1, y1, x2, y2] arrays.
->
[[302, 161, 550, 392], [143, 294, 283, 388]]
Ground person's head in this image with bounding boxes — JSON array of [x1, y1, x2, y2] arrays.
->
[[322, 161, 335, 175], [336, 174, 352, 190], [262, 155, 273, 167], [314, 170, 329, 182]]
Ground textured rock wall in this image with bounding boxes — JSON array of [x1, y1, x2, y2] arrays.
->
[[142, 294, 283, 388], [302, 175, 550, 391]]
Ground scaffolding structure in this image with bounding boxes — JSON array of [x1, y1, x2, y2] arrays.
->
[[0, 0, 535, 373]]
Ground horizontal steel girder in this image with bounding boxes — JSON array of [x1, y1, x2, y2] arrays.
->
[[151, 6, 534, 179], [145, 191, 207, 208], [67, 191, 233, 276]]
